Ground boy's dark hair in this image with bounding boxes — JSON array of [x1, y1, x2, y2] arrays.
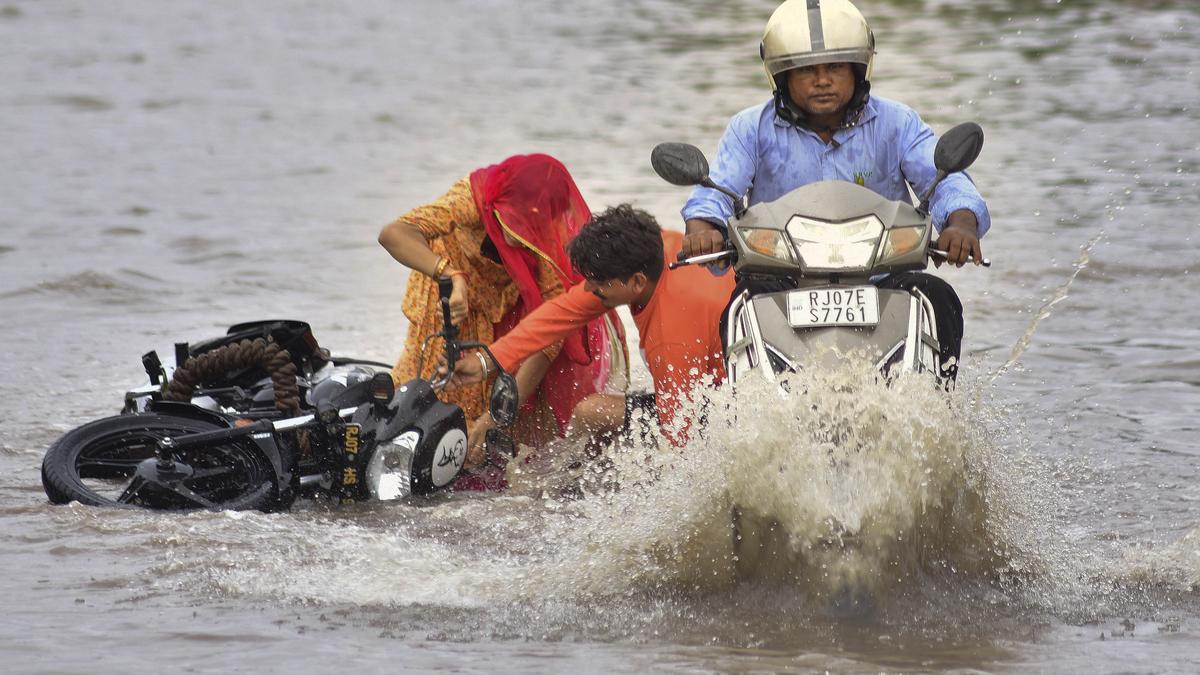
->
[[567, 204, 665, 282]]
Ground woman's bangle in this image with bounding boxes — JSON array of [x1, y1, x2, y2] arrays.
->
[[448, 270, 467, 279], [474, 351, 489, 380], [432, 257, 450, 278]]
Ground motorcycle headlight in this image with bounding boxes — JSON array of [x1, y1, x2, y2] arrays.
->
[[877, 225, 927, 264], [365, 430, 419, 501], [785, 215, 884, 270], [738, 227, 796, 264]]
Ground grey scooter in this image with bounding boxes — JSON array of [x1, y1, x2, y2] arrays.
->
[[652, 125, 992, 605]]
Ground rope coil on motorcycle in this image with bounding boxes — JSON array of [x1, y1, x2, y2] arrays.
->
[[164, 337, 301, 413]]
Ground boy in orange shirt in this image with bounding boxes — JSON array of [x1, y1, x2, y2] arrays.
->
[[444, 204, 734, 446]]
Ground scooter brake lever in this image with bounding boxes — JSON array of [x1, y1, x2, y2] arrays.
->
[[928, 247, 991, 267], [668, 250, 735, 270]]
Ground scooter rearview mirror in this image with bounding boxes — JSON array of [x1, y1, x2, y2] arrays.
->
[[489, 371, 519, 429], [934, 122, 985, 174], [919, 121, 986, 216], [651, 142, 710, 186]]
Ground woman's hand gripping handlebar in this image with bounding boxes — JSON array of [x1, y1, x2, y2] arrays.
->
[[416, 276, 501, 390], [421, 276, 509, 391]]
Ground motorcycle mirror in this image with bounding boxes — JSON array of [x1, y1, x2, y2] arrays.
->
[[489, 371, 519, 429], [934, 122, 985, 174], [484, 428, 517, 458], [651, 142, 710, 186]]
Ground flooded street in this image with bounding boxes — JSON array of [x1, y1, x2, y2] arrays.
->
[[2, 0, 1198, 671]]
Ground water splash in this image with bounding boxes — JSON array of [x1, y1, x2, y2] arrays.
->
[[156, 361, 1074, 620], [989, 231, 1105, 385], [1115, 527, 1200, 594], [494, 361, 1071, 611]]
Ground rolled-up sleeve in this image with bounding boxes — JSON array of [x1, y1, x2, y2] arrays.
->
[[929, 172, 991, 237], [898, 111, 991, 236]]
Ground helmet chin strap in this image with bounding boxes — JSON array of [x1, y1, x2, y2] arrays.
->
[[773, 76, 872, 134]]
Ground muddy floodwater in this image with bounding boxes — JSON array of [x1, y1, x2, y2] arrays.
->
[[2, 0, 1199, 672]]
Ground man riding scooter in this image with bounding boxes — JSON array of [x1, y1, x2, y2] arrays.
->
[[680, 0, 991, 380]]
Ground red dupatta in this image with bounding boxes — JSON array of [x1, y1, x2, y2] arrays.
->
[[469, 154, 620, 433]]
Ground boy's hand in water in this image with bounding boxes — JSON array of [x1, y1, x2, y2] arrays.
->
[[465, 412, 495, 468]]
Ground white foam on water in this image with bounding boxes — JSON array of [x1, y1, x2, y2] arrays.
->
[[1112, 527, 1200, 594]]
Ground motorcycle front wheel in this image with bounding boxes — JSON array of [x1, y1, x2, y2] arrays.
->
[[41, 413, 279, 511]]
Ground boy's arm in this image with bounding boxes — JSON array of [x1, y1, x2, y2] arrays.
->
[[489, 283, 607, 372]]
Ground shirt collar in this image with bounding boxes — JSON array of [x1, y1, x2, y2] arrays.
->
[[770, 97, 880, 141]]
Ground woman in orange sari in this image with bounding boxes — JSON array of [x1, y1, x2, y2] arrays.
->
[[378, 154, 627, 487]]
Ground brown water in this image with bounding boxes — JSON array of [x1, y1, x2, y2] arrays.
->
[[2, 0, 1199, 672]]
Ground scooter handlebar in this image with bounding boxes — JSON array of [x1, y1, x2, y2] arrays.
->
[[927, 246, 991, 267], [669, 249, 736, 270]]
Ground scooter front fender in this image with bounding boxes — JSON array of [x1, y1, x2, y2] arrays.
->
[[725, 287, 940, 381]]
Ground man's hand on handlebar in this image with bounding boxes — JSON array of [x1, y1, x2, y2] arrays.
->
[[934, 210, 984, 268], [682, 218, 730, 269]]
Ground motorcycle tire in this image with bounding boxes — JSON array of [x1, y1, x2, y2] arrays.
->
[[41, 413, 279, 511]]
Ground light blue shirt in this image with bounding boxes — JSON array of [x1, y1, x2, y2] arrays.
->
[[682, 96, 991, 236]]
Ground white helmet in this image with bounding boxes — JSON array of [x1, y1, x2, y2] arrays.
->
[[760, 0, 876, 125]]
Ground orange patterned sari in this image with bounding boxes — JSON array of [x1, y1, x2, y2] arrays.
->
[[389, 156, 625, 447]]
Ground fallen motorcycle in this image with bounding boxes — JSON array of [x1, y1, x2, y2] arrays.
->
[[40, 278, 518, 511]]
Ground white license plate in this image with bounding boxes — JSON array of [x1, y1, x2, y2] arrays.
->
[[787, 286, 879, 327]]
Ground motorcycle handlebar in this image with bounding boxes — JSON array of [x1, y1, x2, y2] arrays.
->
[[436, 276, 460, 371], [419, 277, 514, 385]]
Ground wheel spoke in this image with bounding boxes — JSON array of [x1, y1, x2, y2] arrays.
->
[[174, 479, 271, 510], [227, 481, 273, 508], [166, 483, 218, 510], [77, 456, 145, 472], [116, 476, 150, 505], [188, 465, 238, 481]]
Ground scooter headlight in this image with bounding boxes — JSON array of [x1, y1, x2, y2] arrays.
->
[[738, 227, 796, 264], [365, 430, 419, 501], [877, 225, 927, 265], [785, 215, 884, 271]]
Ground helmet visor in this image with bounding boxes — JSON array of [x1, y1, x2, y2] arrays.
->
[[765, 47, 874, 80]]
